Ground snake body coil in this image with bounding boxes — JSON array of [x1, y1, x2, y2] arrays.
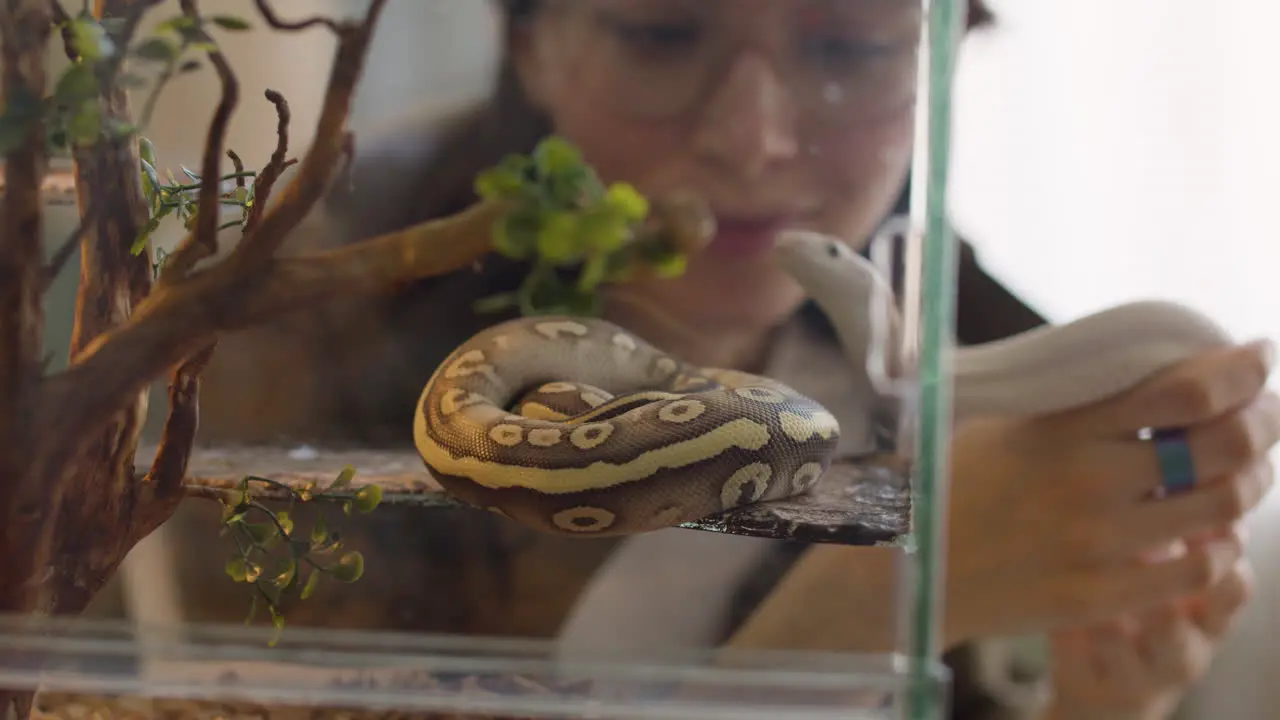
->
[[416, 230, 1237, 537], [413, 318, 841, 535]]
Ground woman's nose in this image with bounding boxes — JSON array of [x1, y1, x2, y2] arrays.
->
[[691, 52, 800, 180]]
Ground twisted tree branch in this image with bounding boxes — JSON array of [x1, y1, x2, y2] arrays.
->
[[230, 1, 386, 265], [0, 0, 55, 616], [241, 88, 291, 234], [251, 0, 342, 34], [159, 0, 239, 284]]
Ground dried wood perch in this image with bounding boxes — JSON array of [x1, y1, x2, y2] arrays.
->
[[159, 446, 911, 546]]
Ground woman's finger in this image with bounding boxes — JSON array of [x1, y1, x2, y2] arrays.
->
[[1080, 392, 1280, 501], [1085, 622, 1148, 693], [1187, 559, 1254, 639], [1062, 339, 1275, 438], [1064, 535, 1243, 622], [1087, 460, 1273, 559], [1134, 604, 1206, 686]]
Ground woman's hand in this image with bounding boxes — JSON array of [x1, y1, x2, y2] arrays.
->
[[1043, 546, 1253, 720], [723, 341, 1276, 658], [946, 339, 1278, 644]]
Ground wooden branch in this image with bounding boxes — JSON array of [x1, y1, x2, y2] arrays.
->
[[47, 1, 76, 61], [225, 148, 246, 184], [251, 0, 342, 34], [159, 0, 240, 283], [230, 1, 389, 267], [159, 446, 910, 546], [32, 0, 407, 472], [144, 344, 215, 497], [132, 342, 215, 540], [0, 0, 55, 617], [41, 196, 506, 441], [241, 89, 290, 234]]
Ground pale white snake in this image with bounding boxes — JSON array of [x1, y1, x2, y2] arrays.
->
[[413, 230, 1235, 536]]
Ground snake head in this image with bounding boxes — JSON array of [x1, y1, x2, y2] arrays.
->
[[772, 230, 873, 303], [773, 229, 906, 396]]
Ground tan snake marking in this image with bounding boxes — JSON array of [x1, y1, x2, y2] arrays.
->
[[413, 317, 841, 535]]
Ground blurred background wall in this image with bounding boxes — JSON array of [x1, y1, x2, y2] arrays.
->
[[40, 1, 1277, 717], [951, 3, 1279, 717]]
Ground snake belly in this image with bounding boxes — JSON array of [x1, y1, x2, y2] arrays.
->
[[413, 316, 842, 536]]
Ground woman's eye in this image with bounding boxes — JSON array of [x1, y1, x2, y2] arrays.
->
[[604, 18, 702, 55], [802, 35, 893, 70]]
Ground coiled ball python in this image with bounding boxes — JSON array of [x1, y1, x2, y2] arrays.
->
[[413, 230, 1236, 536]]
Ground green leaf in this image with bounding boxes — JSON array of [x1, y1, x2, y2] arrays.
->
[[576, 208, 629, 253], [331, 551, 365, 583], [53, 63, 100, 107], [210, 15, 253, 31], [130, 216, 162, 255], [474, 166, 524, 201], [300, 569, 321, 600], [133, 37, 179, 62], [65, 103, 102, 145], [267, 606, 285, 647], [328, 465, 356, 491], [309, 513, 328, 548], [603, 183, 650, 222], [69, 17, 116, 61], [139, 136, 157, 165], [271, 558, 297, 589], [536, 211, 584, 264], [275, 511, 294, 537], [241, 521, 277, 545], [225, 556, 259, 583], [650, 251, 688, 279], [533, 136, 582, 176], [353, 485, 382, 514], [491, 213, 538, 260], [225, 556, 247, 582], [154, 14, 197, 35], [139, 158, 161, 207], [576, 252, 609, 293]]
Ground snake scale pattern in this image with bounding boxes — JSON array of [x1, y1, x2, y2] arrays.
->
[[412, 317, 841, 535]]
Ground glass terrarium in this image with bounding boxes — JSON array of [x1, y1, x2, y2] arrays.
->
[[0, 0, 972, 718]]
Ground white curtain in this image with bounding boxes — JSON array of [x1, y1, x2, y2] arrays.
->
[[952, 2, 1280, 717]]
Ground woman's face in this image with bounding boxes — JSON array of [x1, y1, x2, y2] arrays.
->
[[514, 0, 921, 331]]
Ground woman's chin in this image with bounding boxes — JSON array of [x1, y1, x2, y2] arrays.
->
[[654, 260, 807, 328]]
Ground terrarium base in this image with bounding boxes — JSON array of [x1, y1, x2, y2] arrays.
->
[[155, 446, 911, 546]]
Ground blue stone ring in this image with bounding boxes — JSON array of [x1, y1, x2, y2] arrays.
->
[[1152, 427, 1197, 495]]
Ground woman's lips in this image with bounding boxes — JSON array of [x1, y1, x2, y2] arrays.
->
[[705, 216, 797, 258]]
